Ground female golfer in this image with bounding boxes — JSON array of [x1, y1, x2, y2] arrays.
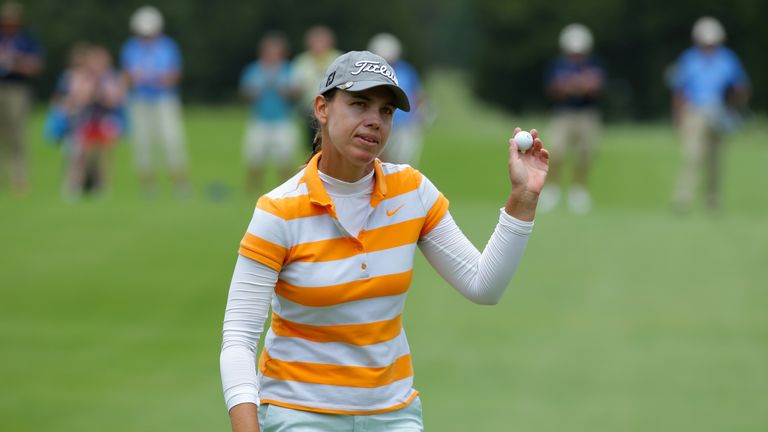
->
[[220, 50, 549, 432]]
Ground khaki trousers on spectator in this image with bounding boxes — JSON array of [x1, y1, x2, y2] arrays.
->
[[548, 108, 601, 162], [129, 96, 187, 174], [0, 82, 30, 189], [673, 108, 723, 210]]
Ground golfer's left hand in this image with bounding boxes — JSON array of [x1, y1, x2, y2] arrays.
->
[[508, 127, 549, 195]]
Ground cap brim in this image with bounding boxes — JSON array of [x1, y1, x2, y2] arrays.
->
[[343, 80, 411, 112]]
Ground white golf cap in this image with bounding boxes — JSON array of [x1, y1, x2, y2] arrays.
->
[[367, 33, 402, 63], [318, 50, 410, 112], [692, 16, 725, 46], [131, 5, 164, 36], [559, 23, 593, 54]]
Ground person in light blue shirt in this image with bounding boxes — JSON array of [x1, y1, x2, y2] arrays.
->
[[669, 16, 750, 213], [368, 33, 427, 167], [121, 5, 189, 197], [121, 33, 180, 100], [239, 33, 298, 194], [390, 61, 421, 130]]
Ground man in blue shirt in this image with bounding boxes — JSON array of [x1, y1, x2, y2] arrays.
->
[[670, 16, 750, 213], [368, 33, 427, 167], [540, 23, 604, 214], [121, 5, 189, 196], [0, 1, 42, 194], [239, 33, 298, 194]]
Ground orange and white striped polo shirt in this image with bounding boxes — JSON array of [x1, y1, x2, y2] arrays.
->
[[238, 152, 449, 414]]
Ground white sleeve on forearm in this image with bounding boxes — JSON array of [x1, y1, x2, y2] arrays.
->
[[418, 209, 534, 305], [220, 255, 276, 411]]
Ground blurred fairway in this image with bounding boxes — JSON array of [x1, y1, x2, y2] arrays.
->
[[2, 73, 767, 431]]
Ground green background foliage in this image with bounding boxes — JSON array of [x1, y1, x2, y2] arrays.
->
[[19, 0, 767, 117]]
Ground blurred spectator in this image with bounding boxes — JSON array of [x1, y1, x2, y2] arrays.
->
[[49, 44, 125, 200], [292, 25, 340, 150], [540, 23, 604, 214], [239, 33, 298, 194], [368, 32, 427, 167], [0, 1, 42, 195], [669, 17, 750, 213], [121, 5, 189, 197]]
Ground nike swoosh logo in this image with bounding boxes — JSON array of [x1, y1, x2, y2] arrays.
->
[[386, 205, 405, 217]]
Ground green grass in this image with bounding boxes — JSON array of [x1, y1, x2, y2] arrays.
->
[[2, 73, 767, 431]]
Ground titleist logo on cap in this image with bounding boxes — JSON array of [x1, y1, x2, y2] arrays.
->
[[350, 61, 399, 85], [318, 51, 411, 111]]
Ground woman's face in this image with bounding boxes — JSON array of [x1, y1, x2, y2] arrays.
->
[[316, 87, 396, 171]]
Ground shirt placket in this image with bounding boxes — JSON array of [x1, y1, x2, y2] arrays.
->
[[329, 205, 374, 278]]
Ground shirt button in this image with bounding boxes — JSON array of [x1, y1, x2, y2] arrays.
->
[[361, 263, 367, 270]]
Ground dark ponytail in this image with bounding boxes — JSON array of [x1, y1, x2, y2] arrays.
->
[[306, 127, 322, 163], [305, 89, 338, 163]]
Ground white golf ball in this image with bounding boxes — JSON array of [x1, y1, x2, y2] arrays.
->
[[513, 131, 534, 152]]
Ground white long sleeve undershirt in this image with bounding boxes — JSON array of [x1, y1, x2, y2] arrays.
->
[[220, 175, 534, 411]]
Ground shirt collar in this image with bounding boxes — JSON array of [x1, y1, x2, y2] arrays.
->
[[303, 152, 388, 212]]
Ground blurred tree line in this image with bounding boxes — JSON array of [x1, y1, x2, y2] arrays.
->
[[21, 0, 766, 119]]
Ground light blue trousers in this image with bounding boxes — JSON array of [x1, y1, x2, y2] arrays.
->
[[258, 397, 424, 432]]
